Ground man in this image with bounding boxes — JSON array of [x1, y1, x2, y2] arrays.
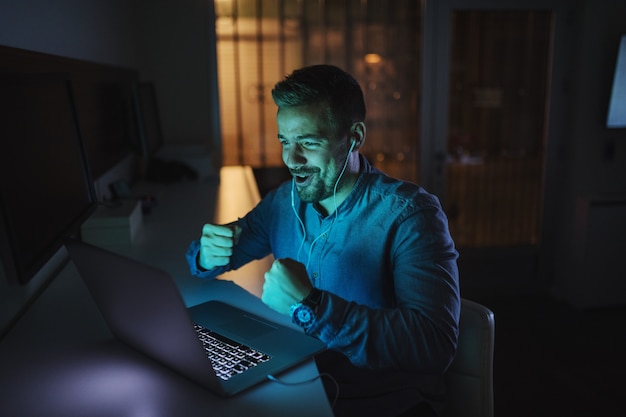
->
[[186, 64, 460, 417]]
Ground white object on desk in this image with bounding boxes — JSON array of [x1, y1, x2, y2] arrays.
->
[[81, 200, 142, 246]]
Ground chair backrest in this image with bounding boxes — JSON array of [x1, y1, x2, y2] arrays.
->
[[441, 298, 495, 417]]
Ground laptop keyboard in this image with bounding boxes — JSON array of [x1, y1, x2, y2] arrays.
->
[[194, 323, 271, 381]]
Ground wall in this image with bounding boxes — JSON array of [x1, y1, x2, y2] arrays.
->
[[131, 0, 222, 167], [0, 0, 136, 68], [572, 1, 626, 194], [549, 0, 626, 308]]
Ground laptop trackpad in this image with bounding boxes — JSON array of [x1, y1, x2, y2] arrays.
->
[[222, 314, 277, 340]]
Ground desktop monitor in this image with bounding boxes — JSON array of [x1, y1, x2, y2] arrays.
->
[[77, 80, 136, 180], [132, 82, 164, 158], [0, 73, 96, 285], [607, 34, 626, 128]]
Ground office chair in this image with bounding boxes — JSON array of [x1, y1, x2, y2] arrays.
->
[[441, 298, 495, 417]]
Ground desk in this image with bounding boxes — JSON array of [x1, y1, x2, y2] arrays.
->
[[0, 166, 333, 417]]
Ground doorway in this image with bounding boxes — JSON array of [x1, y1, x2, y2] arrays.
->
[[446, 10, 552, 248], [420, 1, 567, 295]]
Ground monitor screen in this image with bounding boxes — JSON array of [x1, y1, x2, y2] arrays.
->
[[76, 80, 136, 180], [607, 34, 626, 128], [0, 73, 96, 285], [133, 82, 164, 158]]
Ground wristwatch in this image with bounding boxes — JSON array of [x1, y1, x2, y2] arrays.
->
[[290, 288, 322, 329]]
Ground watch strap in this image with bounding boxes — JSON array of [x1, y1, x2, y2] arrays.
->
[[303, 287, 322, 309]]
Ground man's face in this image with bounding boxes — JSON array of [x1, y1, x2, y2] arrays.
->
[[277, 103, 349, 204]]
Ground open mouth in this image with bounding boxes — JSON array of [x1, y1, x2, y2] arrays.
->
[[291, 170, 316, 186], [294, 174, 310, 184]]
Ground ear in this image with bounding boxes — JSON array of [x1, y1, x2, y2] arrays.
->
[[349, 122, 366, 151]]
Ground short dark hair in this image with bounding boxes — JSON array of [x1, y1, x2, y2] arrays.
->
[[271, 64, 366, 135]]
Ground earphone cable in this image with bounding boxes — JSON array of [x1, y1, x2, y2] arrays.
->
[[267, 372, 340, 409], [292, 141, 354, 269]]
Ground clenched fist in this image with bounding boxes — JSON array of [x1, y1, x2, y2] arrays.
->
[[198, 223, 242, 271], [262, 258, 313, 315]]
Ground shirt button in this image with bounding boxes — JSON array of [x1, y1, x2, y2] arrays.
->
[[312, 272, 318, 278]]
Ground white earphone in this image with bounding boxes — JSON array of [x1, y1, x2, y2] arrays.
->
[[291, 136, 358, 268]]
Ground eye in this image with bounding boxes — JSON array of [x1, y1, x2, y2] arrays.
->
[[302, 141, 320, 148]]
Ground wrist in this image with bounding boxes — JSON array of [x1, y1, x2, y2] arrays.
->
[[290, 288, 322, 329], [196, 252, 211, 272], [196, 252, 218, 273]]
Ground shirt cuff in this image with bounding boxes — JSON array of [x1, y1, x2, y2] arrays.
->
[[186, 240, 218, 278]]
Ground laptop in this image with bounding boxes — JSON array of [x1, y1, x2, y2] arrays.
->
[[64, 238, 326, 397]]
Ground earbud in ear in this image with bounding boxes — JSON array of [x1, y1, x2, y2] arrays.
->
[[349, 122, 361, 152]]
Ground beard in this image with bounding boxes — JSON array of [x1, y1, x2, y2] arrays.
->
[[291, 158, 346, 204], [289, 140, 352, 204], [291, 168, 332, 203], [296, 178, 328, 203]]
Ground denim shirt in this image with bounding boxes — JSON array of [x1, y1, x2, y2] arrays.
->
[[186, 156, 460, 407]]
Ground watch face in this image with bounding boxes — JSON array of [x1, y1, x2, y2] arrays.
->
[[292, 304, 314, 327], [296, 306, 313, 323]]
